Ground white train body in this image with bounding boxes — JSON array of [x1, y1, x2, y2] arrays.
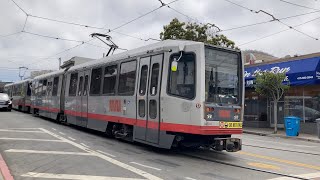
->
[[14, 40, 244, 151]]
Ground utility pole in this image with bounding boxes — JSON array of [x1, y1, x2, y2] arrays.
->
[[58, 58, 61, 70], [18, 66, 28, 80]]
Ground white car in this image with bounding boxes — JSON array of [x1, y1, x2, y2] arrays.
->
[[0, 93, 12, 111]]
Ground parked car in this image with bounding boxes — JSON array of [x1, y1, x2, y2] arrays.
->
[[0, 93, 12, 111]]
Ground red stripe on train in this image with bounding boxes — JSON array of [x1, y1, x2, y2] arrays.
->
[[65, 109, 242, 135]]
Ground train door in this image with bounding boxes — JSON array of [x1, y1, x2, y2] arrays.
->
[[136, 54, 163, 144], [76, 71, 89, 127]]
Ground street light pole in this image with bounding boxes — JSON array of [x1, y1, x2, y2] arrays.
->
[[19, 66, 28, 80]]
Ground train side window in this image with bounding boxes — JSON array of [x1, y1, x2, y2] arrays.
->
[[38, 80, 43, 96], [69, 73, 78, 96], [47, 81, 52, 96], [27, 83, 31, 96], [150, 63, 159, 96], [103, 65, 117, 95], [78, 76, 83, 96], [149, 100, 157, 119], [52, 77, 59, 96], [138, 100, 145, 117], [42, 79, 47, 96], [83, 75, 89, 96], [90, 68, 102, 95], [118, 60, 137, 95], [139, 65, 148, 96], [168, 53, 195, 99]]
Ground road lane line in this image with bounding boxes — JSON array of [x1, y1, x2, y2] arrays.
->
[[80, 143, 89, 148], [68, 137, 76, 141], [39, 128, 163, 180], [185, 177, 197, 180], [97, 150, 116, 158], [0, 137, 64, 142], [59, 132, 65, 135], [0, 129, 44, 133], [5, 149, 93, 156], [239, 151, 320, 171], [130, 162, 161, 171], [52, 128, 57, 131], [247, 162, 280, 170], [21, 172, 145, 180], [268, 172, 320, 179]]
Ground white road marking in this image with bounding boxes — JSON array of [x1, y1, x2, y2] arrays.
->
[[39, 128, 163, 180], [0, 138, 63, 142], [268, 172, 320, 179], [0, 129, 44, 133], [185, 177, 197, 180], [5, 149, 93, 156], [97, 150, 116, 158], [59, 132, 65, 135], [68, 137, 76, 141], [21, 172, 145, 180], [130, 162, 161, 171], [52, 128, 57, 131], [80, 143, 89, 148]]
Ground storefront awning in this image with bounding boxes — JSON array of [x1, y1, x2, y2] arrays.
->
[[245, 57, 320, 87]]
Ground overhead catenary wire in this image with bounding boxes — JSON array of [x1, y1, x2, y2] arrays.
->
[[108, 0, 179, 32], [221, 9, 320, 32], [238, 15, 320, 46], [10, 0, 28, 15], [279, 0, 320, 11], [223, 0, 319, 40], [22, 31, 85, 43]]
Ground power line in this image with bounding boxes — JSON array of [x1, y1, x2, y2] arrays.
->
[[0, 32, 21, 38], [239, 15, 320, 46], [223, 0, 318, 40], [28, 14, 107, 30], [22, 31, 84, 43], [279, 0, 320, 11], [10, 0, 28, 15], [221, 10, 320, 32], [163, 1, 221, 31], [108, 0, 179, 32], [0, 66, 52, 71], [223, 0, 256, 12]]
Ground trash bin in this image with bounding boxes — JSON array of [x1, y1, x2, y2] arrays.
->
[[284, 116, 301, 136], [316, 119, 320, 139]]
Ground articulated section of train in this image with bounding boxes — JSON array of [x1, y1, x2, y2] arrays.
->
[[4, 40, 244, 152]]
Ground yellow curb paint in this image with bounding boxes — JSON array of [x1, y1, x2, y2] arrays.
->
[[247, 162, 280, 170], [238, 151, 320, 171]]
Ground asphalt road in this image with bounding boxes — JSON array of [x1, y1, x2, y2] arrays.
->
[[0, 110, 319, 180]]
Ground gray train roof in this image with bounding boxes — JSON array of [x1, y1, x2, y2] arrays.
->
[[4, 79, 31, 87], [33, 69, 65, 80], [68, 40, 203, 72]]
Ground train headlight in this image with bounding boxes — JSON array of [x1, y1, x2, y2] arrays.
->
[[234, 115, 239, 120]]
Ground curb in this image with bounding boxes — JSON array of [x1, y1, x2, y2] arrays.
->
[[0, 153, 14, 180], [243, 130, 320, 143]]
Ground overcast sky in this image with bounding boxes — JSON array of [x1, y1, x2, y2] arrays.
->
[[1, 0, 319, 82]]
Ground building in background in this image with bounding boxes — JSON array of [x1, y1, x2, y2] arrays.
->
[[0, 81, 13, 93], [244, 52, 320, 135]]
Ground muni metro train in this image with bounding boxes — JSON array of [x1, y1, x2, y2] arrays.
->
[[4, 40, 244, 152]]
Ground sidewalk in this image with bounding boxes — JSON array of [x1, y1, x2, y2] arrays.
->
[[0, 153, 14, 180], [243, 127, 320, 143]]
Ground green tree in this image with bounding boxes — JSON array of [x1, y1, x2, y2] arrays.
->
[[255, 72, 289, 133], [160, 18, 237, 49]]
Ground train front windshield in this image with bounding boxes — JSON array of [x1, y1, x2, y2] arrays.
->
[[205, 47, 240, 105]]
